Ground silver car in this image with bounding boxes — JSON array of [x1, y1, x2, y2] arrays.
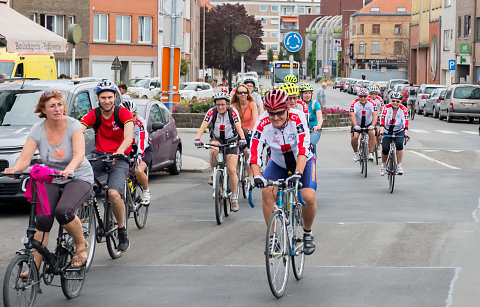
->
[[415, 84, 445, 115], [439, 84, 480, 123], [423, 88, 447, 118]]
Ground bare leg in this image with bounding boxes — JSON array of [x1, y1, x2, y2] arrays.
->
[[300, 188, 317, 230], [109, 189, 126, 229]]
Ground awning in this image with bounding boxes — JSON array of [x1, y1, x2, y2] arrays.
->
[[281, 17, 298, 23], [0, 4, 67, 53]]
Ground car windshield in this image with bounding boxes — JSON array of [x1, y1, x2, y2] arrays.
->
[[129, 79, 150, 88], [0, 90, 45, 126], [180, 83, 198, 90], [0, 62, 14, 77], [453, 87, 480, 99], [390, 80, 408, 89], [425, 87, 441, 95]]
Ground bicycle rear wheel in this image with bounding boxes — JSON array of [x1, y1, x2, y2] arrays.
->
[[265, 210, 289, 298], [3, 254, 38, 307], [77, 199, 97, 271], [241, 161, 249, 199], [374, 143, 379, 165], [105, 201, 125, 259], [291, 203, 305, 280], [214, 171, 224, 225], [61, 237, 86, 299], [133, 182, 149, 229]]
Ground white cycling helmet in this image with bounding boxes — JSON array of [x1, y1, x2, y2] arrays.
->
[[121, 100, 137, 112], [369, 85, 380, 93]]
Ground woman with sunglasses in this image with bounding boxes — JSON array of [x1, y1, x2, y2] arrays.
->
[[5, 90, 94, 271], [350, 87, 378, 162], [379, 91, 410, 176], [249, 89, 317, 256], [194, 92, 247, 212], [231, 84, 258, 185]]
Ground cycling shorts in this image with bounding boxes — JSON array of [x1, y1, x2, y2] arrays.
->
[[142, 146, 153, 166], [263, 157, 317, 190]]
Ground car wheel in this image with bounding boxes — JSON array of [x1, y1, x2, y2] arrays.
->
[[433, 107, 438, 118], [469, 117, 474, 124], [168, 146, 182, 175], [438, 109, 444, 120], [446, 111, 453, 122], [423, 107, 429, 117]]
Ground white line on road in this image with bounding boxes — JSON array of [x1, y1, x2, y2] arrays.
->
[[448, 150, 464, 153], [472, 197, 480, 223], [409, 150, 460, 169], [462, 131, 478, 135], [435, 130, 459, 135], [445, 267, 462, 307], [423, 149, 438, 152], [409, 128, 430, 134]]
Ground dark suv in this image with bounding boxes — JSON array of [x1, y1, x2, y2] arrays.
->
[[0, 78, 122, 200]]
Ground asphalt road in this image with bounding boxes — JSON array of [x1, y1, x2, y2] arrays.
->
[[1, 84, 480, 306]]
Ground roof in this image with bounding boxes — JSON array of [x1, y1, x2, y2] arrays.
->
[[357, 0, 411, 14], [0, 4, 67, 53]]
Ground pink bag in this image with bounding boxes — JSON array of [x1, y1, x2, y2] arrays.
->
[[24, 165, 57, 215]]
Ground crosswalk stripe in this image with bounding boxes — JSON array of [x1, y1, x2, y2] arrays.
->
[[409, 128, 430, 133], [434, 130, 459, 135], [462, 131, 478, 135]]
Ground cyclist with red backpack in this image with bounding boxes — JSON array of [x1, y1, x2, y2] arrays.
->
[[80, 81, 134, 252], [194, 92, 247, 212]]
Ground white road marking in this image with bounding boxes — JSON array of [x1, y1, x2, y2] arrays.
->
[[435, 130, 459, 135], [462, 131, 478, 135], [445, 267, 462, 307], [423, 150, 438, 152], [409, 150, 460, 169], [472, 197, 480, 223], [448, 150, 463, 153], [409, 128, 430, 134]]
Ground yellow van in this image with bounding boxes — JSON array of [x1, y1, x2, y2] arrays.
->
[[0, 48, 57, 80]]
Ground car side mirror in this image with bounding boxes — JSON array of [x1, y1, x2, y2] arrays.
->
[[152, 122, 164, 131]]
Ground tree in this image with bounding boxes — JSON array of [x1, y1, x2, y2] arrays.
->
[[180, 58, 189, 76], [307, 42, 316, 77], [267, 48, 274, 63], [278, 47, 286, 61], [200, 4, 263, 73], [293, 51, 301, 63]]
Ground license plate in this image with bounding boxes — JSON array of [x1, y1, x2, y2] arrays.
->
[[461, 102, 475, 107]]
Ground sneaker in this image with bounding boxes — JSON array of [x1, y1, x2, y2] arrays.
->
[[230, 198, 239, 212], [141, 190, 151, 206], [208, 174, 213, 185], [353, 152, 360, 162], [117, 227, 130, 252], [303, 233, 315, 255], [396, 164, 404, 175], [379, 165, 386, 176], [367, 152, 374, 162]]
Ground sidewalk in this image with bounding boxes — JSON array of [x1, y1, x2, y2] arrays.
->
[[182, 155, 210, 173]]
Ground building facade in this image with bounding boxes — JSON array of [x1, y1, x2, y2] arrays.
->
[[410, 0, 442, 85], [348, 0, 411, 79], [440, 0, 456, 85], [456, 0, 475, 83]]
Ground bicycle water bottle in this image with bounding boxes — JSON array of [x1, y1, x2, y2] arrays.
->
[[218, 152, 224, 163], [128, 178, 133, 193]]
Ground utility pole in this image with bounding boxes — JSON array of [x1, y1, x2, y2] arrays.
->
[[202, 0, 206, 82], [228, 14, 233, 92]]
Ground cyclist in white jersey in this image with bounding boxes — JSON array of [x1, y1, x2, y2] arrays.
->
[[350, 87, 378, 162], [368, 85, 384, 149]]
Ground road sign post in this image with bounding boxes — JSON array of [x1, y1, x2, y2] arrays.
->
[[284, 32, 303, 78], [448, 60, 456, 71]]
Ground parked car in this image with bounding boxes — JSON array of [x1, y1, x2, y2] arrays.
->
[[339, 78, 347, 91], [133, 99, 182, 174], [415, 84, 445, 114], [348, 79, 361, 94], [383, 79, 409, 102], [315, 74, 326, 83], [179, 82, 214, 100], [393, 84, 410, 104], [375, 81, 388, 96], [127, 77, 162, 98], [341, 78, 351, 92], [423, 88, 447, 118], [354, 80, 371, 94], [0, 78, 122, 200], [439, 84, 480, 123], [333, 78, 342, 89]]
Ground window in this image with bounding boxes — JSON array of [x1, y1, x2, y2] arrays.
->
[[298, 6, 312, 14], [477, 18, 480, 41], [67, 16, 74, 27], [464, 15, 471, 37], [184, 0, 191, 19], [359, 24, 364, 35], [70, 92, 92, 120], [370, 7, 380, 12], [260, 5, 267, 12], [394, 24, 401, 35], [116, 15, 131, 42], [261, 44, 267, 51], [397, 7, 406, 12], [56, 59, 79, 77], [261, 18, 267, 25], [148, 104, 163, 132], [316, 6, 320, 14], [271, 45, 278, 51], [444, 0, 451, 6], [271, 18, 279, 25], [444, 30, 450, 50], [372, 24, 380, 35], [271, 5, 278, 12], [94, 14, 108, 41], [42, 15, 64, 37], [281, 5, 295, 15], [138, 16, 152, 43], [458, 16, 462, 38], [359, 41, 364, 54], [29, 13, 36, 22], [371, 41, 380, 54], [394, 41, 402, 54], [352, 25, 356, 35], [184, 33, 190, 53], [271, 32, 278, 38]]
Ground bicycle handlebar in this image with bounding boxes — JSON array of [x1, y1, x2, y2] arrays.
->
[[0, 171, 74, 180], [248, 181, 306, 208], [202, 142, 237, 149], [87, 153, 128, 163]]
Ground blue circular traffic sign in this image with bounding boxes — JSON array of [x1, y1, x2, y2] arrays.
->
[[284, 32, 303, 52]]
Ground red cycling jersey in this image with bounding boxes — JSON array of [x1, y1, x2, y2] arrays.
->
[[81, 107, 134, 154]]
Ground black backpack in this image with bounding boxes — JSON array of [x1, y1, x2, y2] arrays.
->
[[208, 107, 237, 137], [93, 106, 124, 133]]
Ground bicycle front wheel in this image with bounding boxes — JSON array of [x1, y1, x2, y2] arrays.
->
[[105, 201, 125, 259], [374, 144, 379, 165], [214, 171, 224, 225], [77, 199, 97, 271], [388, 156, 396, 193], [133, 182, 149, 229], [265, 210, 290, 298], [61, 239, 86, 299], [3, 253, 39, 307], [291, 204, 305, 280]]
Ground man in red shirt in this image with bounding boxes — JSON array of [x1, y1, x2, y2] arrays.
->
[[81, 81, 134, 252]]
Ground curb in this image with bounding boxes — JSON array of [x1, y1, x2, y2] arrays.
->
[[181, 155, 210, 173]]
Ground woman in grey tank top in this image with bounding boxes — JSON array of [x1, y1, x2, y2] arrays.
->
[[5, 90, 93, 270]]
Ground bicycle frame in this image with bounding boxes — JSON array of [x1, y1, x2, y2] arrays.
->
[[204, 142, 236, 200]]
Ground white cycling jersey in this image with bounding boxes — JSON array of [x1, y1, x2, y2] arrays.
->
[[133, 115, 149, 155], [381, 104, 409, 133], [350, 98, 378, 127], [204, 107, 241, 140], [249, 108, 313, 170]]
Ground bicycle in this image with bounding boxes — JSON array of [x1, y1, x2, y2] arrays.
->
[[248, 180, 306, 298], [382, 134, 406, 193], [237, 130, 252, 199], [2, 172, 86, 307], [408, 103, 415, 120], [86, 154, 129, 261], [202, 141, 238, 225], [125, 155, 149, 229], [357, 127, 369, 178]]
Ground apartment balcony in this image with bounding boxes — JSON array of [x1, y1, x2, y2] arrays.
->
[[280, 17, 298, 32]]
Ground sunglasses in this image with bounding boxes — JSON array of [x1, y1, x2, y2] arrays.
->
[[391, 99, 401, 103], [215, 103, 227, 107], [42, 89, 61, 98], [267, 109, 287, 118], [237, 91, 248, 95], [358, 95, 367, 98]]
